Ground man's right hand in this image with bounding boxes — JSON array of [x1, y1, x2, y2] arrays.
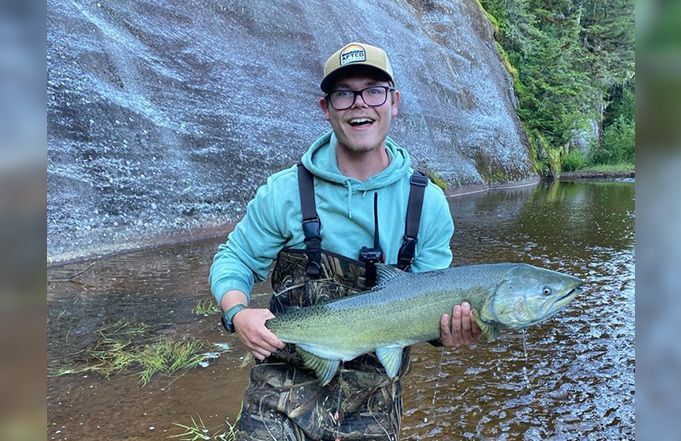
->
[[232, 308, 285, 361]]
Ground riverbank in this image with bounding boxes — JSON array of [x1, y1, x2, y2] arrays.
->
[[55, 175, 638, 267], [559, 170, 635, 180], [49, 178, 544, 267]]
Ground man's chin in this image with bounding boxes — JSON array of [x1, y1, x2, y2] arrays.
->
[[339, 134, 386, 153], [344, 143, 377, 153]]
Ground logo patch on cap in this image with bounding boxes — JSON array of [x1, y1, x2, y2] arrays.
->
[[340, 44, 366, 66]]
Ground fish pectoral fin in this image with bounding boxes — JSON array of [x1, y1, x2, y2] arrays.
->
[[296, 346, 340, 386], [375, 264, 406, 288], [471, 309, 498, 342], [375, 346, 404, 379]]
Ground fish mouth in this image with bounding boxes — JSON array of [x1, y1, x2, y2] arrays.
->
[[529, 283, 582, 326], [557, 286, 580, 302], [547, 284, 582, 313]]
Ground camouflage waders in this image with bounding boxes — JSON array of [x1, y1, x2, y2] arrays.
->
[[236, 248, 411, 441]]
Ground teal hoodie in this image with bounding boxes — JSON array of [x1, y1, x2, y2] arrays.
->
[[210, 131, 454, 304]]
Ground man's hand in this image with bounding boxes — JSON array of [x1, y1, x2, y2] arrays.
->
[[439, 302, 482, 347], [232, 308, 285, 361]]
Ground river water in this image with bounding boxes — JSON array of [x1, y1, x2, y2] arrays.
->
[[47, 180, 635, 440]]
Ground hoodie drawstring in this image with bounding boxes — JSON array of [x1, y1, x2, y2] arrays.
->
[[345, 180, 353, 219]]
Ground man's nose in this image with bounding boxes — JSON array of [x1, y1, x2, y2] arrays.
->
[[352, 92, 369, 108]]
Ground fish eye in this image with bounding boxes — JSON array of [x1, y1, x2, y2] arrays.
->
[[542, 287, 552, 296]]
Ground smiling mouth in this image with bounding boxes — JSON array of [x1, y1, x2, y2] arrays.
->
[[347, 117, 375, 128]]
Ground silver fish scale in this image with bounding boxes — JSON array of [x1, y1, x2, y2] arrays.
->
[[267, 264, 520, 357]]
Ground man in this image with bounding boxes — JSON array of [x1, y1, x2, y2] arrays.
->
[[210, 42, 481, 440]]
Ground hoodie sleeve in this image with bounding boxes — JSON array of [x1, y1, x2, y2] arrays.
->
[[410, 187, 454, 273], [209, 172, 291, 305]]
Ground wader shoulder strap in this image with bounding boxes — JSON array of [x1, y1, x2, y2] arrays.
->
[[397, 170, 429, 270], [297, 163, 322, 278]]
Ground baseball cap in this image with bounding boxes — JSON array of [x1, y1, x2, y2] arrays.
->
[[320, 42, 395, 92]]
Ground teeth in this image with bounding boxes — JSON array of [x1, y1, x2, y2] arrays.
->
[[349, 118, 373, 125]]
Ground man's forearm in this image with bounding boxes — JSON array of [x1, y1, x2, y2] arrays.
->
[[220, 289, 249, 311]]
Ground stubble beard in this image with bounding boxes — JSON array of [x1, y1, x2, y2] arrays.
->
[[338, 134, 387, 154], [333, 118, 389, 155]]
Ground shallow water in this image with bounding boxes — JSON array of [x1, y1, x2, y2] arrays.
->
[[47, 180, 635, 440]]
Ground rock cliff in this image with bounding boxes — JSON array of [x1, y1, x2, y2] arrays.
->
[[48, 0, 535, 262]]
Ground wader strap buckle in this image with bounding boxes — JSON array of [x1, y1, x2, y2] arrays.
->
[[397, 236, 418, 270], [298, 163, 323, 278], [302, 218, 322, 277], [396, 171, 428, 271]]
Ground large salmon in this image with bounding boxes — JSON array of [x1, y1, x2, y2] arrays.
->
[[266, 263, 582, 385]]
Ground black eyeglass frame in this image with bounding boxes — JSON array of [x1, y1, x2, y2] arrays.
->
[[325, 86, 396, 111]]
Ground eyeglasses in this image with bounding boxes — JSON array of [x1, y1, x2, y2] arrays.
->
[[326, 86, 395, 110]]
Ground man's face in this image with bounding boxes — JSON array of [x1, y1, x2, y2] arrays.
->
[[319, 74, 400, 153]]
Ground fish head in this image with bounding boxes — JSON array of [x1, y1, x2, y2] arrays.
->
[[486, 264, 582, 330]]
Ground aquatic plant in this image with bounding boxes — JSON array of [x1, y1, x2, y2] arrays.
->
[[170, 414, 239, 441], [50, 321, 213, 385], [193, 299, 222, 316]]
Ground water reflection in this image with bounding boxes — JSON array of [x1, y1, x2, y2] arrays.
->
[[403, 181, 635, 439], [47, 181, 635, 440]]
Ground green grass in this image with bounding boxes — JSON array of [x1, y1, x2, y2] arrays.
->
[[170, 414, 239, 441], [193, 299, 222, 316], [50, 321, 213, 385], [575, 162, 635, 173]]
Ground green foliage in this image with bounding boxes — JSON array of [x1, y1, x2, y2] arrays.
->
[[475, 0, 500, 35], [171, 414, 239, 441], [496, 42, 518, 79], [576, 162, 634, 173], [562, 149, 588, 172], [423, 170, 448, 191], [478, 0, 634, 174], [589, 78, 634, 166], [49, 320, 216, 385], [592, 115, 635, 164], [545, 144, 566, 177], [604, 79, 634, 128], [194, 299, 222, 316]]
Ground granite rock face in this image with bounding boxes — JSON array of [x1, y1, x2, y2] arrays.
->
[[48, 0, 535, 262]]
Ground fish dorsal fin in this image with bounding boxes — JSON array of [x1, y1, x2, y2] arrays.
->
[[296, 345, 340, 386], [375, 264, 405, 288], [375, 346, 404, 379]]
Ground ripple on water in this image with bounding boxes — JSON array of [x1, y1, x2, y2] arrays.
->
[[402, 182, 634, 440], [48, 182, 634, 440]]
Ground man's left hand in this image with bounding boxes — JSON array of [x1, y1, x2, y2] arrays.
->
[[439, 302, 482, 347]]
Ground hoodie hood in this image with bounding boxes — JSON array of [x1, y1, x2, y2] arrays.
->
[[210, 130, 454, 305], [301, 130, 412, 191]]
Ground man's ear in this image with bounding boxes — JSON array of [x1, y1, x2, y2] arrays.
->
[[391, 89, 401, 117], [319, 97, 330, 121]]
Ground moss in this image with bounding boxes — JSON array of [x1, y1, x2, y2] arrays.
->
[[475, 0, 500, 37], [492, 170, 511, 183], [470, 149, 514, 184], [479, 167, 512, 185], [545, 146, 564, 179], [425, 171, 449, 191], [475, 0, 519, 81], [496, 43, 519, 80]]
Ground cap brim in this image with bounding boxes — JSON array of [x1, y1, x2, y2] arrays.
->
[[320, 65, 393, 92]]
